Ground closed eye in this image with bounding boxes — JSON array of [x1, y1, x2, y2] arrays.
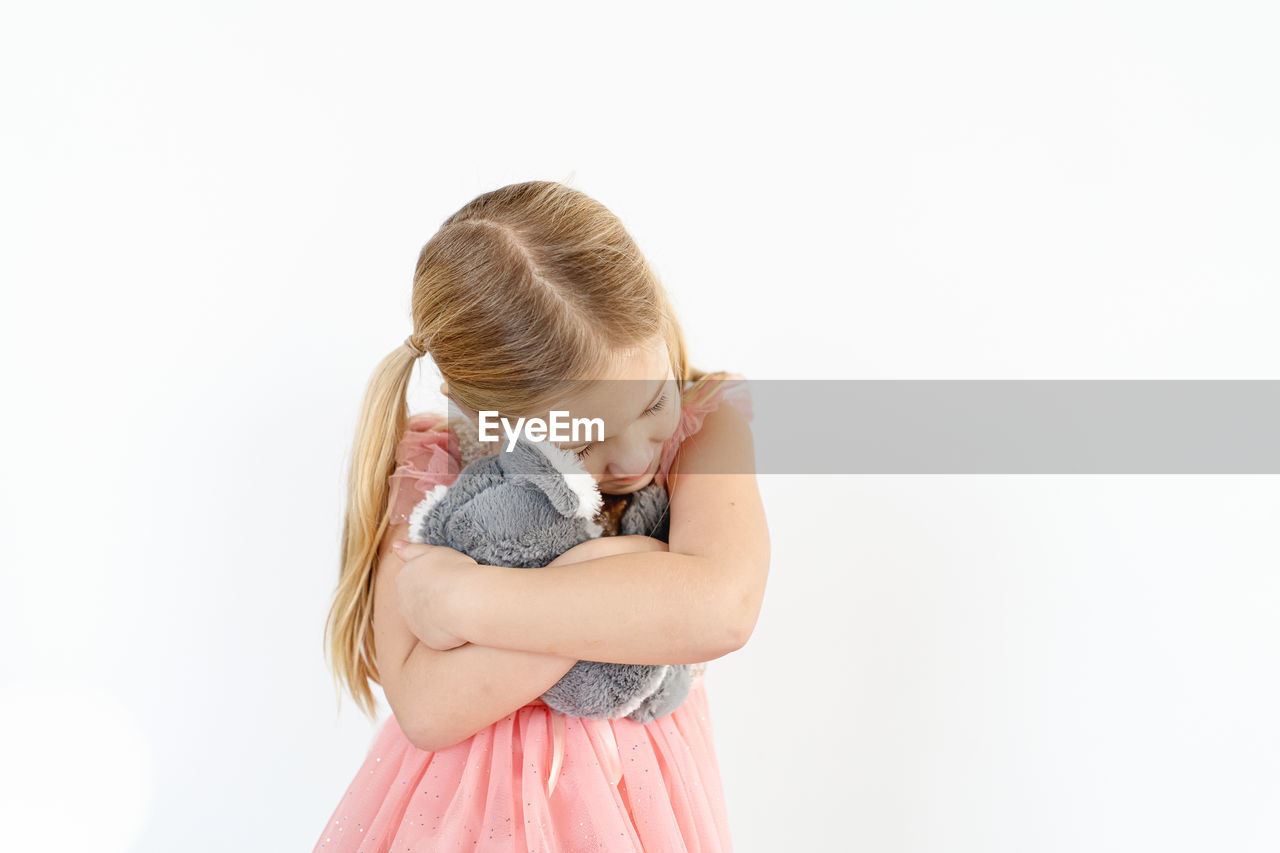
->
[[572, 394, 666, 461]]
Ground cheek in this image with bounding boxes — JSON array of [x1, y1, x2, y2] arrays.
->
[[583, 456, 607, 480], [657, 403, 681, 439]]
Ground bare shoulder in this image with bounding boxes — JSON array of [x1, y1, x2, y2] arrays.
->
[[669, 398, 756, 486]]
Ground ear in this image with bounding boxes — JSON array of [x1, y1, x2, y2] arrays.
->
[[504, 436, 602, 521]]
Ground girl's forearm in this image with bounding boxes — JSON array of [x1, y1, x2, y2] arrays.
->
[[454, 551, 746, 665]]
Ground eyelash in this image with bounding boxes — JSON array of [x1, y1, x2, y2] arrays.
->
[[573, 394, 667, 460]]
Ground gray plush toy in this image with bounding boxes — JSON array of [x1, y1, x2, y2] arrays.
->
[[405, 434, 692, 724]]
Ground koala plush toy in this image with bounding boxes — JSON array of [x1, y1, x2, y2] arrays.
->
[[405, 434, 692, 724]]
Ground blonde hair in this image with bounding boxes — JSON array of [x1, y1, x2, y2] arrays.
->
[[324, 180, 713, 721]]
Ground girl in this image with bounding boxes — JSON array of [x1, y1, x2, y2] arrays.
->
[[314, 181, 769, 852]]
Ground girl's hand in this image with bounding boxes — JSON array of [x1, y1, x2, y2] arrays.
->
[[392, 540, 478, 651]]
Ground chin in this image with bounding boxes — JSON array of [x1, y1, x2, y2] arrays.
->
[[599, 474, 654, 496]]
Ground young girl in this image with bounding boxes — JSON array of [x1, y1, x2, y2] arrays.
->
[[314, 181, 769, 852]]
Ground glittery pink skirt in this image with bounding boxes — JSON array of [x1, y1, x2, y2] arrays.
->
[[311, 675, 733, 852]]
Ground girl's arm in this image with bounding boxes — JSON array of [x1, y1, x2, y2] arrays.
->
[[387, 536, 672, 750], [445, 401, 770, 665]]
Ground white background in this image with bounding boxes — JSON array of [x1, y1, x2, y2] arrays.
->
[[3, 1, 1278, 850]]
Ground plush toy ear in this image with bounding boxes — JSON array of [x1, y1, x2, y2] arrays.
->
[[504, 436, 602, 521]]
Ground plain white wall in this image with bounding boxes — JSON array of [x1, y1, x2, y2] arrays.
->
[[3, 2, 1278, 851]]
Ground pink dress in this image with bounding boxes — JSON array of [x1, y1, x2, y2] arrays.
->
[[313, 374, 753, 853]]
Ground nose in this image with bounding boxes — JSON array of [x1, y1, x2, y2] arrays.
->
[[608, 443, 658, 479]]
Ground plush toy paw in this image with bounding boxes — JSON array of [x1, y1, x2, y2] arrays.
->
[[539, 660, 669, 720], [624, 663, 693, 724], [617, 482, 670, 540]]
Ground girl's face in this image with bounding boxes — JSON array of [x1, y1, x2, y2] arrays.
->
[[545, 337, 681, 495]]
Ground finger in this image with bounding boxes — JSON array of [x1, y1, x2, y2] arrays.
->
[[392, 541, 433, 559]]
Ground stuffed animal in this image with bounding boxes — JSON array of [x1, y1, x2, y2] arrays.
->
[[405, 434, 692, 724]]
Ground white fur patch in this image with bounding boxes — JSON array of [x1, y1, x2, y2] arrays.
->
[[406, 483, 450, 543], [529, 439, 603, 521]]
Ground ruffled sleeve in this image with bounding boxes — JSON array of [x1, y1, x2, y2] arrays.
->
[[653, 372, 753, 490], [387, 412, 464, 526]]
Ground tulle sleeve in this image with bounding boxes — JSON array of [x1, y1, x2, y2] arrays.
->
[[653, 372, 754, 489], [679, 371, 753, 426], [387, 412, 464, 526]]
